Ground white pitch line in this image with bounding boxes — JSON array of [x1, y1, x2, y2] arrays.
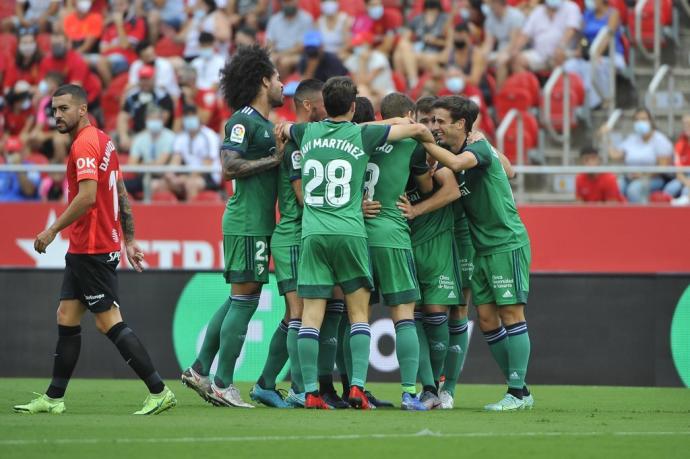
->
[[1, 430, 689, 446]]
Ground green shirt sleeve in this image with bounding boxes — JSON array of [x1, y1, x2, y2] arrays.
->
[[290, 123, 308, 148], [284, 139, 302, 181], [465, 140, 493, 169], [221, 114, 252, 156], [361, 124, 390, 153], [409, 141, 429, 176]]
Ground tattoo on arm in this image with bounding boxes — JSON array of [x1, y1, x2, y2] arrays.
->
[[116, 179, 135, 243], [221, 149, 281, 180]]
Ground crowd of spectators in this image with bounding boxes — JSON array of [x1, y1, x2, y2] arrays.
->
[[0, 0, 687, 204]]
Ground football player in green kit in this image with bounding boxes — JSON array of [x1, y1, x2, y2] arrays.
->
[[181, 45, 287, 408], [422, 96, 533, 411], [279, 77, 434, 409]]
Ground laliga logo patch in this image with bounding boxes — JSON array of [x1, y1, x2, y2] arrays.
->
[[230, 124, 245, 143], [291, 150, 302, 169]]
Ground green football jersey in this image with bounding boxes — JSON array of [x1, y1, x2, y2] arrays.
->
[[452, 181, 471, 243], [365, 139, 428, 248], [405, 165, 455, 247], [461, 139, 530, 255], [221, 106, 279, 236], [272, 139, 303, 247], [290, 120, 389, 238]]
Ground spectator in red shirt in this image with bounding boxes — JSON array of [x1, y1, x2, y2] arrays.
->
[[63, 0, 105, 54], [173, 65, 226, 133], [2, 28, 42, 92], [39, 31, 102, 110], [664, 114, 690, 201], [352, 0, 403, 56], [576, 145, 625, 203], [94, 0, 146, 85]]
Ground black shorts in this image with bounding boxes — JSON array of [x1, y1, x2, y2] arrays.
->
[[60, 252, 121, 313]]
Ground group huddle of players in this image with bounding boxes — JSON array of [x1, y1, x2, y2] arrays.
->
[[181, 45, 533, 412]]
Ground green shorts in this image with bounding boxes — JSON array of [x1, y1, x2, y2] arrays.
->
[[223, 235, 271, 284], [298, 234, 373, 299], [370, 246, 420, 306], [413, 231, 464, 306], [455, 236, 475, 291], [272, 244, 300, 295], [471, 244, 531, 306]]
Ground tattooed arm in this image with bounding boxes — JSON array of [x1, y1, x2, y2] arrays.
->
[[117, 179, 145, 272], [221, 149, 283, 181]]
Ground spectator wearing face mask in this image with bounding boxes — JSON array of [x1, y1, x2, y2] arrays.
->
[[226, 0, 271, 31], [173, 66, 227, 133], [39, 31, 103, 112], [298, 30, 349, 83], [14, 0, 60, 32], [167, 105, 221, 200], [445, 22, 489, 103], [394, 0, 450, 89], [190, 32, 225, 91], [179, 0, 232, 60], [26, 71, 72, 162], [117, 65, 174, 152], [344, 31, 395, 107], [480, 0, 525, 79], [317, 0, 353, 59], [608, 108, 673, 203], [0, 136, 41, 201], [124, 104, 178, 197], [266, 0, 314, 76], [3, 28, 42, 92], [502, 0, 582, 86], [4, 80, 36, 138], [128, 40, 180, 99], [144, 0, 187, 44], [63, 0, 104, 54], [353, 0, 403, 56]]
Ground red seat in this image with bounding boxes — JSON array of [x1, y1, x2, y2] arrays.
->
[[627, 0, 672, 50], [192, 190, 223, 203], [502, 71, 541, 107], [392, 71, 407, 93], [545, 72, 585, 132], [151, 191, 179, 203], [649, 191, 672, 203], [494, 87, 532, 120], [498, 111, 538, 163]]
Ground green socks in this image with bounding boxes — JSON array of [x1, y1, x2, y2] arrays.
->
[[192, 297, 231, 375], [424, 312, 449, 382], [483, 326, 510, 382], [505, 322, 531, 390], [287, 319, 304, 393], [442, 318, 468, 396], [414, 311, 435, 389], [349, 322, 371, 388], [214, 294, 260, 388], [257, 320, 288, 390], [342, 322, 353, 380], [394, 320, 419, 394], [317, 301, 343, 377], [297, 326, 320, 393]]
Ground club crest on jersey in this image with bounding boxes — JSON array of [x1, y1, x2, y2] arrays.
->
[[230, 124, 245, 143], [291, 150, 302, 169]]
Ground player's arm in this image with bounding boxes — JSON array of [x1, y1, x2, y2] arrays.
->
[[397, 168, 460, 220], [387, 123, 435, 144], [221, 149, 283, 180], [497, 149, 515, 179], [423, 141, 478, 172], [291, 179, 304, 206], [34, 179, 97, 253], [116, 179, 145, 272]]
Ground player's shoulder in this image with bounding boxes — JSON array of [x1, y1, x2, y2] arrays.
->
[[72, 126, 102, 150]]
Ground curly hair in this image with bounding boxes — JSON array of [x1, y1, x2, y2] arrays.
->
[[220, 45, 275, 111]]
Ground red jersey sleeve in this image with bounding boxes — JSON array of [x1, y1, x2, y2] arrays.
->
[[72, 130, 101, 182]]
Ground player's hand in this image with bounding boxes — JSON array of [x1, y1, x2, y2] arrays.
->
[[34, 228, 57, 254], [362, 199, 381, 218], [125, 241, 145, 272], [274, 124, 287, 155], [396, 195, 417, 220], [418, 126, 435, 144], [467, 130, 485, 144]]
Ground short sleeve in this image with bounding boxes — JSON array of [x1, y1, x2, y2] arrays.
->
[[654, 133, 673, 158], [564, 3, 582, 29], [284, 139, 302, 181], [290, 123, 308, 148], [409, 141, 429, 175], [72, 132, 100, 182], [465, 142, 493, 168], [522, 9, 538, 36], [222, 115, 252, 155], [361, 124, 390, 153]]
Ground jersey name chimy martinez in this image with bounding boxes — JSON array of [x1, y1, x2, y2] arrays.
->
[[301, 137, 367, 160]]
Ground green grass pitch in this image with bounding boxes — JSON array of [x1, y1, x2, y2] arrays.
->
[[1, 379, 689, 458]]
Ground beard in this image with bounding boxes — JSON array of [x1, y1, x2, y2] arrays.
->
[[55, 120, 73, 134]]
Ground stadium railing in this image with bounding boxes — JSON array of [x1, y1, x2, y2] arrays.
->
[[589, 25, 618, 118], [3, 164, 690, 204], [634, 0, 663, 72], [646, 64, 676, 136], [541, 67, 572, 165], [496, 108, 526, 202]]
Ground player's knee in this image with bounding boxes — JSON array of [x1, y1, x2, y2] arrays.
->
[[498, 306, 525, 326]]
